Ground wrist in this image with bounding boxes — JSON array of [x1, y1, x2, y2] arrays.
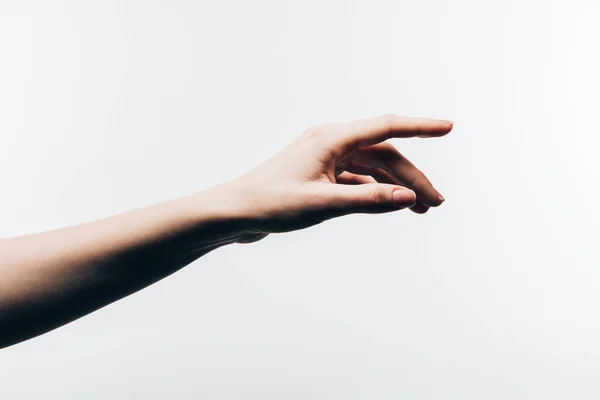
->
[[179, 180, 265, 244]]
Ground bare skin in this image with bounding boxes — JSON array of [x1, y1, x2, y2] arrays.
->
[[0, 114, 453, 348]]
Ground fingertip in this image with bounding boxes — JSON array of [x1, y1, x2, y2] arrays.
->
[[409, 199, 430, 214], [411, 186, 446, 208], [440, 120, 454, 134], [429, 190, 445, 207], [416, 119, 454, 138], [437, 192, 446, 203], [436, 118, 454, 131]]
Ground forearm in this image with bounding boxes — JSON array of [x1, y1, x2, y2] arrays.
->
[[0, 182, 248, 348], [0, 115, 452, 349]]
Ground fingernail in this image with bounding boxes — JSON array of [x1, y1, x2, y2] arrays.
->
[[445, 120, 454, 126], [435, 190, 445, 203], [392, 189, 416, 208]]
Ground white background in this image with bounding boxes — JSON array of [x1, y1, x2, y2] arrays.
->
[[1, 0, 599, 398]]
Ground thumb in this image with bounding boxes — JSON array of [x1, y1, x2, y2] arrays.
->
[[321, 183, 417, 216]]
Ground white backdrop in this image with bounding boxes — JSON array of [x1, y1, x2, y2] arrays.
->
[[1, 0, 599, 398]]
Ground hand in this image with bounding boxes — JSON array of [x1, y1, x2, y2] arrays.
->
[[0, 114, 453, 348], [226, 114, 453, 241]]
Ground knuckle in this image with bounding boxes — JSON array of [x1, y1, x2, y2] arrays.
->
[[406, 174, 421, 189], [320, 122, 338, 136], [380, 113, 396, 130], [409, 172, 430, 189], [300, 123, 344, 158], [368, 188, 387, 205], [301, 127, 320, 140], [301, 186, 329, 208], [415, 123, 422, 136], [301, 124, 330, 141]]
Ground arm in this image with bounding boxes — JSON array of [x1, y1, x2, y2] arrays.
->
[[0, 115, 453, 348]]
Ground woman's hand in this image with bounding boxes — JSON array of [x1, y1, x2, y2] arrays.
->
[[0, 114, 452, 348], [226, 114, 453, 240]]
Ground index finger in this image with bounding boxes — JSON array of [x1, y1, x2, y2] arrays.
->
[[334, 114, 453, 149]]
